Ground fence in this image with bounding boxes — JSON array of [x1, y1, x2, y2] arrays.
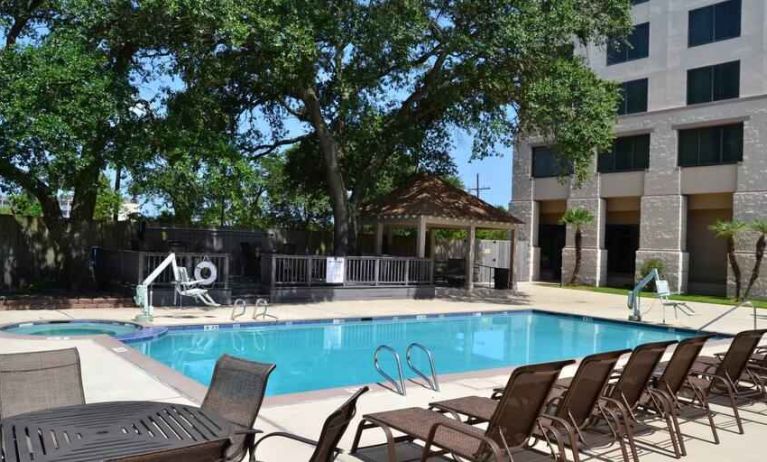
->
[[94, 249, 230, 289], [269, 255, 433, 287]]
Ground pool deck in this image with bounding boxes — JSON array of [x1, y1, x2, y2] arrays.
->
[[1, 282, 766, 461]]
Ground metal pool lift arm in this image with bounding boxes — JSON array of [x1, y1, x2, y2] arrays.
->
[[134, 253, 179, 322], [628, 268, 659, 322]]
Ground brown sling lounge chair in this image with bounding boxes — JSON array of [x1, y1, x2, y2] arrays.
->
[[434, 350, 631, 462], [350, 359, 574, 462], [600, 340, 679, 460], [680, 329, 767, 434], [0, 348, 85, 418], [644, 335, 715, 456], [202, 355, 276, 462], [253, 386, 368, 462]]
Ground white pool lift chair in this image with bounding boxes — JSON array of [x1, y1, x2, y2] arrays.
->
[[173, 265, 220, 308], [656, 279, 695, 323]]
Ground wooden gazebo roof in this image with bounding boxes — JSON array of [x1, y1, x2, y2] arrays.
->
[[361, 174, 522, 228]]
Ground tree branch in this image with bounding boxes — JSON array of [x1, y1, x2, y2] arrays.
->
[[3, 0, 45, 49], [247, 134, 311, 158]]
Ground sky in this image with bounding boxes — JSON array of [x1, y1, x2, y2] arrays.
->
[[451, 131, 514, 208]]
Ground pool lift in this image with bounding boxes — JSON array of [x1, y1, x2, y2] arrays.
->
[[134, 253, 220, 322], [628, 268, 695, 323]]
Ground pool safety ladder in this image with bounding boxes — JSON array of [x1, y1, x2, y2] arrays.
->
[[406, 343, 440, 392], [373, 345, 407, 395], [373, 344, 440, 395], [230, 298, 276, 321]]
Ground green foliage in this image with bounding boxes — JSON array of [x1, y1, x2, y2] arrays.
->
[[559, 207, 595, 228], [708, 219, 747, 238], [640, 258, 665, 279], [7, 193, 43, 217], [749, 219, 767, 235], [93, 175, 123, 221]]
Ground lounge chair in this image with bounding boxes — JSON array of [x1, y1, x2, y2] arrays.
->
[[108, 438, 232, 462], [253, 386, 368, 461], [682, 329, 767, 434], [350, 359, 575, 462], [202, 355, 276, 462], [646, 335, 716, 454], [600, 340, 680, 460], [0, 348, 85, 418], [440, 350, 632, 462]]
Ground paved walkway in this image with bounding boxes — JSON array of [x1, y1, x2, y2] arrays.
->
[[0, 283, 765, 461]]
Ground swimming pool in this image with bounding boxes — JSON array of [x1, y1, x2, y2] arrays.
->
[[3, 320, 142, 338], [130, 310, 705, 396]]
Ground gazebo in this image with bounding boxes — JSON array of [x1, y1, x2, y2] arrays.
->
[[360, 174, 523, 290]]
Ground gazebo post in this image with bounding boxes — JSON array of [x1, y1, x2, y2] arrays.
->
[[416, 216, 427, 258], [465, 225, 476, 291], [375, 223, 384, 255]]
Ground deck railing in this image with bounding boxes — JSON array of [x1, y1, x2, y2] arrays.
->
[[269, 255, 433, 287], [94, 249, 230, 288]]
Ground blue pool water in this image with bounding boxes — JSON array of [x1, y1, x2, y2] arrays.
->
[[130, 311, 700, 396], [4, 320, 141, 338]]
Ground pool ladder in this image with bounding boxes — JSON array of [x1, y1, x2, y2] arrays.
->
[[373, 343, 439, 396]]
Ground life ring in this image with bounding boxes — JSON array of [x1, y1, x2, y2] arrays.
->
[[194, 261, 218, 285]]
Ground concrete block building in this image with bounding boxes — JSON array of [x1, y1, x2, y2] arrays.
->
[[511, 0, 767, 298]]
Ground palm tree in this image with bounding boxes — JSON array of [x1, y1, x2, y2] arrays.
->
[[559, 207, 594, 285], [709, 220, 747, 300], [743, 219, 767, 301]]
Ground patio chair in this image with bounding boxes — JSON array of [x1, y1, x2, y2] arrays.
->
[[253, 386, 368, 462], [600, 340, 679, 460], [681, 329, 767, 434], [438, 350, 631, 462], [350, 359, 575, 462], [108, 438, 232, 462], [202, 355, 276, 462], [0, 348, 85, 418], [646, 335, 716, 455]]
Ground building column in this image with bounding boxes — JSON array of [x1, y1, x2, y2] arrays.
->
[[374, 223, 384, 255], [386, 226, 395, 255], [416, 216, 427, 258], [509, 200, 537, 282], [636, 194, 689, 293], [465, 225, 476, 291]]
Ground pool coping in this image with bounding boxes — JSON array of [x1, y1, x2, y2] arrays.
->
[[0, 307, 734, 406]]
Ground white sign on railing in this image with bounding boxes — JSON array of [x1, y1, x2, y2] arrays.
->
[[326, 257, 346, 284]]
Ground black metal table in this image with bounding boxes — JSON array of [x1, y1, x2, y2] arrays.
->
[[0, 401, 233, 462]]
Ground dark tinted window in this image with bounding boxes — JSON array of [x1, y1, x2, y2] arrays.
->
[[687, 61, 740, 105], [598, 134, 650, 173], [678, 123, 743, 167], [631, 0, 649, 4], [689, 0, 741, 47], [607, 23, 650, 65], [618, 79, 648, 115], [532, 146, 573, 178]]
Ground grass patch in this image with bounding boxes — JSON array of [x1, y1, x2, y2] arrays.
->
[[567, 285, 767, 309]]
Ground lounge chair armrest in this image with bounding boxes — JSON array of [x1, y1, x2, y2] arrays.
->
[[535, 417, 567, 459], [423, 420, 502, 461], [538, 414, 575, 435], [252, 431, 323, 461]]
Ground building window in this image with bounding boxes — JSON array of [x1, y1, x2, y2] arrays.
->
[[532, 146, 573, 178], [607, 23, 649, 65], [678, 123, 743, 167], [598, 134, 650, 173], [687, 61, 739, 105], [618, 79, 648, 115], [631, 0, 649, 4], [689, 0, 741, 47]]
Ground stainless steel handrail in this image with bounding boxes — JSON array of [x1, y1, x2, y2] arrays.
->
[[406, 343, 440, 391], [698, 300, 758, 332], [374, 345, 406, 395]]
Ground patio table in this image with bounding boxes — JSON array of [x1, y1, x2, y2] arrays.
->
[[0, 401, 233, 462]]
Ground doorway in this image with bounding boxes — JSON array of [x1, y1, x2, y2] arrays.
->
[[538, 224, 565, 282]]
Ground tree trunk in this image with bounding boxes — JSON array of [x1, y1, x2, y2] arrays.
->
[[301, 88, 351, 256], [727, 237, 742, 300], [568, 228, 582, 285], [743, 234, 765, 301]]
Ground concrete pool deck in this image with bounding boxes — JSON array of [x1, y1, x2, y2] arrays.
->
[[0, 283, 766, 461]]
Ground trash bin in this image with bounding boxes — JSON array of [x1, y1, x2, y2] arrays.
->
[[494, 268, 510, 290]]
